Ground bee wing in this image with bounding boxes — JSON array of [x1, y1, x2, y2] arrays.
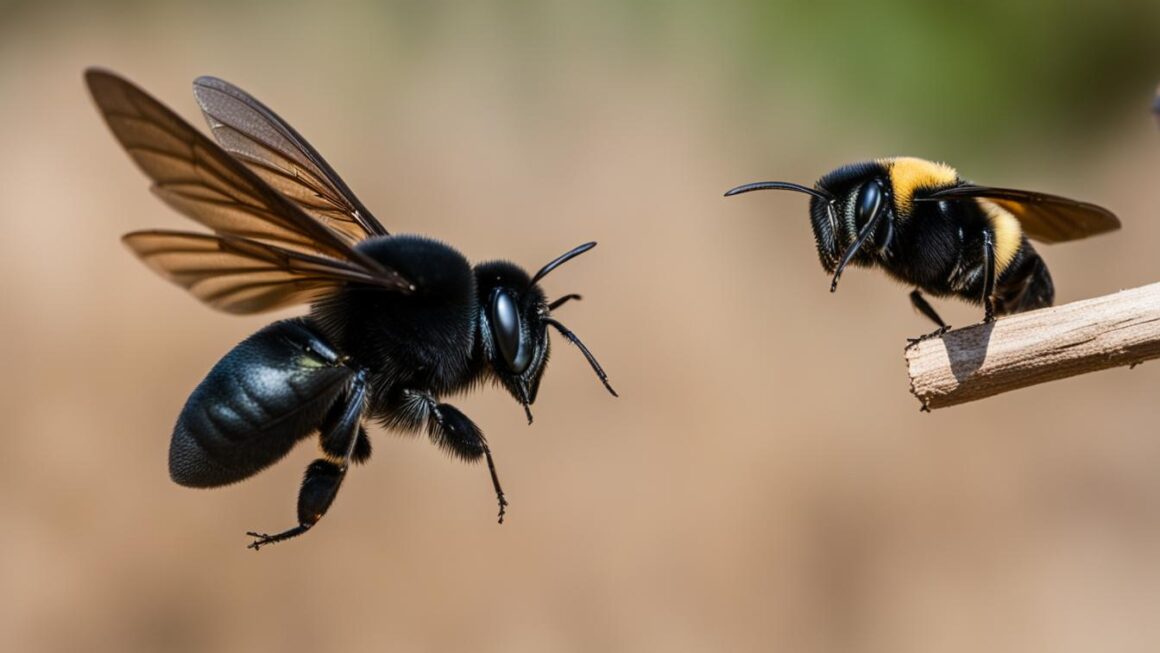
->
[[123, 230, 393, 314], [85, 68, 407, 295], [922, 185, 1120, 244], [192, 76, 389, 243], [1153, 85, 1160, 124]]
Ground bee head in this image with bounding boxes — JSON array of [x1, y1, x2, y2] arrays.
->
[[726, 160, 913, 292], [810, 161, 899, 271], [474, 242, 616, 424]]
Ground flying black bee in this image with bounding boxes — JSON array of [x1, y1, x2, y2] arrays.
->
[[726, 157, 1120, 332], [85, 69, 616, 550]]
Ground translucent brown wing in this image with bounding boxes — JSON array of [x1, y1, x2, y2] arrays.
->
[[1153, 85, 1159, 125], [87, 68, 414, 312], [192, 76, 388, 243], [123, 230, 391, 314], [921, 185, 1121, 244], [84, 68, 403, 285]]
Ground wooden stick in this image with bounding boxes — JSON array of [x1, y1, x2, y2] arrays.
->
[[905, 282, 1160, 410]]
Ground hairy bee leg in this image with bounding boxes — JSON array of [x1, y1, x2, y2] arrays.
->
[[320, 401, 372, 465], [909, 289, 948, 329], [906, 290, 951, 344], [409, 391, 508, 523], [548, 293, 582, 311], [981, 230, 997, 322], [483, 445, 507, 523], [906, 325, 951, 345], [431, 402, 507, 524], [308, 330, 371, 464], [247, 370, 368, 551]]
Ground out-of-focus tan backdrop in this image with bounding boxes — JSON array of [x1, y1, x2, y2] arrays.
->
[[2, 1, 1160, 651]]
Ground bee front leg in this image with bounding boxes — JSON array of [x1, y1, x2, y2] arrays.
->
[[907, 290, 951, 343], [247, 369, 368, 551], [406, 391, 508, 524]]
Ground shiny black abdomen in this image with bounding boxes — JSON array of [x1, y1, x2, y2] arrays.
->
[[170, 319, 354, 487], [309, 235, 480, 419]]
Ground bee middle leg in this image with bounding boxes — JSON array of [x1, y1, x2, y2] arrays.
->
[[247, 369, 368, 551], [907, 289, 951, 343], [406, 390, 508, 524], [981, 230, 997, 322]]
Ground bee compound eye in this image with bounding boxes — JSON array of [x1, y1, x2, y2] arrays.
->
[[856, 180, 883, 229], [490, 289, 530, 373]]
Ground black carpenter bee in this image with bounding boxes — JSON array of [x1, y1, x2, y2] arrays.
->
[[85, 69, 616, 550], [726, 157, 1120, 332]]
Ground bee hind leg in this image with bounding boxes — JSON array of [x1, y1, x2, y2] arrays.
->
[[247, 369, 368, 551]]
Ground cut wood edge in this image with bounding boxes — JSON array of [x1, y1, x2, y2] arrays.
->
[[904, 281, 1160, 410]]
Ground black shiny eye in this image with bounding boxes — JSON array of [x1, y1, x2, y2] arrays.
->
[[856, 180, 883, 229], [490, 289, 530, 373]]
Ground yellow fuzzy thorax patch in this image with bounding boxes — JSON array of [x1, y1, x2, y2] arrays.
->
[[880, 157, 958, 217], [978, 200, 1023, 275]]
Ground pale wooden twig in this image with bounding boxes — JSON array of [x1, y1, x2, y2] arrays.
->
[[904, 282, 1160, 410]]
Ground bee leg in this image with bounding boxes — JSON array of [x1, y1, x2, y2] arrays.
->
[[907, 290, 951, 343], [320, 399, 372, 465], [247, 369, 368, 551], [409, 391, 508, 523], [909, 289, 948, 328], [548, 293, 582, 311], [295, 327, 370, 464], [981, 230, 997, 322]]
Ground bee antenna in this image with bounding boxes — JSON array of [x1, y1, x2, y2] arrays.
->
[[725, 180, 841, 267], [530, 242, 597, 287], [724, 181, 835, 202], [543, 317, 618, 397]]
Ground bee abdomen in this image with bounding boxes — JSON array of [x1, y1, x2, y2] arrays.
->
[[994, 245, 1054, 315], [170, 319, 353, 488]]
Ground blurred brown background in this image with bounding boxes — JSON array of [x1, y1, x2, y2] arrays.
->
[[2, 1, 1160, 651]]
